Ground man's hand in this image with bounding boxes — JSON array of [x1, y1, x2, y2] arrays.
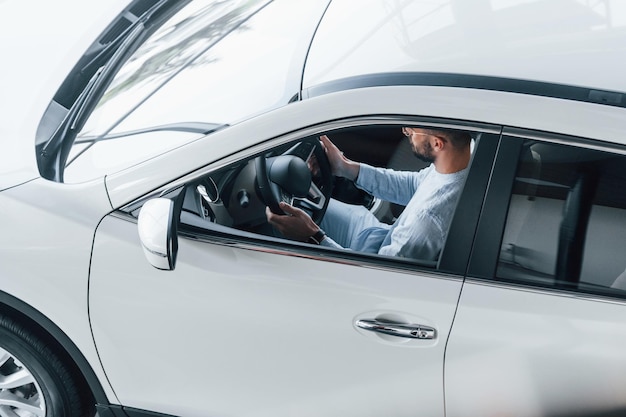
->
[[266, 202, 320, 242], [319, 135, 360, 180]]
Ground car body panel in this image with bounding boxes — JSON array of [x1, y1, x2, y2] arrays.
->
[[105, 84, 626, 209], [443, 127, 626, 416], [1, 0, 626, 415], [0, 176, 118, 400], [445, 280, 626, 417], [90, 213, 462, 416]]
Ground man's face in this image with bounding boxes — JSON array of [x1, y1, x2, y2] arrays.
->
[[403, 127, 436, 163]]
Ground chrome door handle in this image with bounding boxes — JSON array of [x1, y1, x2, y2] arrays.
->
[[356, 319, 436, 340]]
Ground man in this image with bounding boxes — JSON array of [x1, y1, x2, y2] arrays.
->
[[266, 127, 472, 261]]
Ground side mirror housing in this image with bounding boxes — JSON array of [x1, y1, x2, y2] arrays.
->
[[138, 198, 178, 270]]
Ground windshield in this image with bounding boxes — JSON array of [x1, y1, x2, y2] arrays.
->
[[65, 0, 329, 183]]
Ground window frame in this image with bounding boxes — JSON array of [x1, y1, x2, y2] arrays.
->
[[122, 115, 499, 278], [468, 127, 626, 300]]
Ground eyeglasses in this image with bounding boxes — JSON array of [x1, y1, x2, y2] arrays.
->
[[403, 127, 433, 138], [402, 127, 446, 141]]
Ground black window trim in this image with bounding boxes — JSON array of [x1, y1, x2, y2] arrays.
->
[[467, 135, 523, 280], [462, 276, 626, 307], [503, 127, 626, 156], [122, 115, 500, 278], [438, 130, 502, 275], [302, 72, 626, 109]]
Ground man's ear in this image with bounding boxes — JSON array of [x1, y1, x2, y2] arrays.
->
[[432, 135, 446, 152]]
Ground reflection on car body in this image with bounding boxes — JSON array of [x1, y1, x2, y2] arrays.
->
[[1, 0, 626, 416]]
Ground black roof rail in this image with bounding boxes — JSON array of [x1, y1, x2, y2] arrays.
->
[[302, 72, 626, 109]]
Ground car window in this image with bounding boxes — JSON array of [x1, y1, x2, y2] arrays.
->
[[173, 123, 480, 269], [64, 0, 328, 183], [497, 139, 626, 298]]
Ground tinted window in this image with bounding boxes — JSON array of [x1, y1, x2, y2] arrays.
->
[[497, 139, 626, 297]]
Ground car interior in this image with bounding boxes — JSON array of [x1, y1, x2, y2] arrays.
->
[[174, 124, 456, 260], [497, 140, 626, 294]]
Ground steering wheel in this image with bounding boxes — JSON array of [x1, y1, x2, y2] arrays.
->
[[255, 137, 333, 224]]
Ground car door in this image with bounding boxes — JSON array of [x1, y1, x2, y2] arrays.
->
[[445, 130, 626, 417], [88, 113, 499, 416]]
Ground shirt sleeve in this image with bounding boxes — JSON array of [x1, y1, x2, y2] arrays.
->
[[355, 163, 430, 206], [378, 211, 444, 260], [319, 235, 344, 249]]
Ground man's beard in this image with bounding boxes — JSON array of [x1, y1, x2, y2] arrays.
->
[[412, 142, 435, 163]]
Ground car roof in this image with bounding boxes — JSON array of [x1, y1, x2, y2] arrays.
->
[[304, 0, 626, 94], [2, 0, 625, 190]]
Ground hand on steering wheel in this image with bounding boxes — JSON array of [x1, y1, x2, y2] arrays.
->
[[265, 203, 320, 242], [255, 137, 333, 224]]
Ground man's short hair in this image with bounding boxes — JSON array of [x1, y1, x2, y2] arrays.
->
[[426, 128, 472, 150]]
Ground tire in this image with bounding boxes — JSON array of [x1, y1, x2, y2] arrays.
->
[[0, 314, 86, 417]]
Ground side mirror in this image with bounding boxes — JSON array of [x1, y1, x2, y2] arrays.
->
[[138, 198, 178, 270]]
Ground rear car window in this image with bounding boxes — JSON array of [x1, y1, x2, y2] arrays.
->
[[497, 139, 626, 298]]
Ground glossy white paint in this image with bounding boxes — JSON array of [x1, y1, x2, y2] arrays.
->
[[0, 0, 131, 189], [0, 0, 625, 415], [137, 198, 176, 270], [90, 214, 462, 416], [106, 85, 626, 208], [0, 177, 118, 400], [445, 280, 626, 416], [305, 0, 626, 92]]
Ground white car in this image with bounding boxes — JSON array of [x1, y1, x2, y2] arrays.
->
[[2, 1, 626, 416]]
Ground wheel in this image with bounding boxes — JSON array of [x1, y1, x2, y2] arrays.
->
[[0, 315, 86, 417], [255, 137, 333, 223]]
